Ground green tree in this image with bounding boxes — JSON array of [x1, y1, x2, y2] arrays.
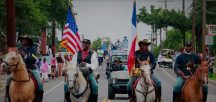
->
[[190, 0, 216, 53], [92, 37, 102, 51], [137, 6, 191, 46]]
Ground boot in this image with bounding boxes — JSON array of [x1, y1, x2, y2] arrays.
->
[[157, 87, 161, 102], [35, 90, 43, 102], [173, 92, 180, 102], [65, 92, 71, 102], [4, 86, 10, 102], [93, 95, 98, 102], [203, 91, 207, 102]]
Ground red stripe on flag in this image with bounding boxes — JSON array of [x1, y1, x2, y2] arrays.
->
[[127, 36, 137, 74], [66, 45, 76, 55]]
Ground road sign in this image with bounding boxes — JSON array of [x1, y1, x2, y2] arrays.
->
[[205, 35, 214, 45], [207, 25, 216, 36]]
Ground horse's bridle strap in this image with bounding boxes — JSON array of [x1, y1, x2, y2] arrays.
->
[[71, 81, 89, 98], [12, 74, 31, 82]]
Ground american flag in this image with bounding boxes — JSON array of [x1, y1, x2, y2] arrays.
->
[[61, 6, 82, 54]]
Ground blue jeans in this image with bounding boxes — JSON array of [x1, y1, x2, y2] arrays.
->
[[173, 76, 208, 93], [64, 72, 98, 95], [6, 69, 43, 91]]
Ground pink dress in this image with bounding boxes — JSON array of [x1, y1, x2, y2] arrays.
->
[[51, 57, 57, 66], [41, 62, 48, 73]]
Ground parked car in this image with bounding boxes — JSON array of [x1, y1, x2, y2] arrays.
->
[[157, 49, 174, 68]]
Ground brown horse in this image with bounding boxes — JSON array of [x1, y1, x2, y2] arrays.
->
[[181, 60, 208, 102], [1, 52, 35, 102]]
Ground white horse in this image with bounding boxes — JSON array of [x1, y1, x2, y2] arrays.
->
[[135, 61, 156, 102], [66, 65, 91, 102]]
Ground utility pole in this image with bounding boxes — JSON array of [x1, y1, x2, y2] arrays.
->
[[182, 0, 186, 46], [52, 20, 56, 55], [202, 0, 206, 57], [192, 0, 197, 52], [165, 0, 167, 9], [182, 0, 185, 15], [160, 28, 162, 49], [6, 0, 16, 52]]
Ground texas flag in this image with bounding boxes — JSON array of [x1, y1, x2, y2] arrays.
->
[[127, 0, 137, 74]]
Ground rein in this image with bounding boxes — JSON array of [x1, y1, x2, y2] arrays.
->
[[67, 69, 89, 99], [2, 56, 31, 82], [136, 70, 155, 102], [12, 74, 31, 82], [2, 60, 20, 72]]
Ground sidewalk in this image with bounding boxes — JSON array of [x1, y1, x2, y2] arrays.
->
[[0, 74, 8, 90]]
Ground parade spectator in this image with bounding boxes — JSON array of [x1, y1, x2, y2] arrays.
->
[[36, 58, 42, 76], [41, 58, 49, 83], [51, 54, 57, 79], [208, 52, 215, 76], [57, 53, 64, 78], [122, 36, 128, 49], [97, 47, 104, 66]]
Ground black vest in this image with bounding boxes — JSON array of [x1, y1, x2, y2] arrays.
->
[[77, 51, 93, 64]]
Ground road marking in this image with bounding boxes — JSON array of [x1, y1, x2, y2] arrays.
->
[[102, 97, 106, 102], [102, 97, 112, 102], [161, 68, 216, 89], [44, 81, 64, 96], [161, 68, 176, 80]]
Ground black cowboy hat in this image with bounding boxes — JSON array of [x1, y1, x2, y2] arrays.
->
[[18, 35, 33, 46], [185, 41, 192, 47], [138, 39, 151, 47], [82, 39, 91, 44]]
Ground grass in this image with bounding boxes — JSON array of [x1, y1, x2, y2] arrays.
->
[[209, 73, 216, 80]]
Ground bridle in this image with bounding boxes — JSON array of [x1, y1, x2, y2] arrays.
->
[[2, 58, 20, 73], [136, 68, 155, 102], [2, 55, 31, 82], [67, 68, 89, 98], [67, 69, 80, 94]]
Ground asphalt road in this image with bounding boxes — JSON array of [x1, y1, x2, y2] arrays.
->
[[1, 62, 216, 102]]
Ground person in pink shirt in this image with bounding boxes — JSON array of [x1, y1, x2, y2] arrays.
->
[[51, 54, 57, 79], [41, 58, 49, 83]]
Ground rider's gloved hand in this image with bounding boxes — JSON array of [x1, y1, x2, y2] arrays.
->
[[182, 76, 189, 81], [177, 71, 184, 77]]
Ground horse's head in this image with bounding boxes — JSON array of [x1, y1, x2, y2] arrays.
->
[[195, 60, 208, 84], [66, 65, 80, 91], [1, 52, 24, 73], [140, 59, 152, 86]]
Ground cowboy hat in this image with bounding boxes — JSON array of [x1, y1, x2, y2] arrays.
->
[[138, 39, 151, 46], [18, 35, 33, 46], [185, 41, 192, 47], [82, 39, 91, 44]]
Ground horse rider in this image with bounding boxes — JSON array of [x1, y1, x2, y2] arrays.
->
[[127, 39, 162, 100], [173, 41, 208, 102], [64, 39, 99, 102], [4, 35, 44, 102]]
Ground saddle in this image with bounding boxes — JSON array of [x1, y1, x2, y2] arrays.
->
[[79, 67, 91, 80], [27, 69, 38, 90]]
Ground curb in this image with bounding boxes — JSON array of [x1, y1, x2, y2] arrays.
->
[[208, 79, 216, 85]]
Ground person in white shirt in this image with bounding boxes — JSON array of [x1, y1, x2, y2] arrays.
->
[[97, 47, 104, 66], [64, 39, 99, 102]]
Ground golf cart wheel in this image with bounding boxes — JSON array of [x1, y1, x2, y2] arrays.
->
[[108, 85, 115, 99]]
